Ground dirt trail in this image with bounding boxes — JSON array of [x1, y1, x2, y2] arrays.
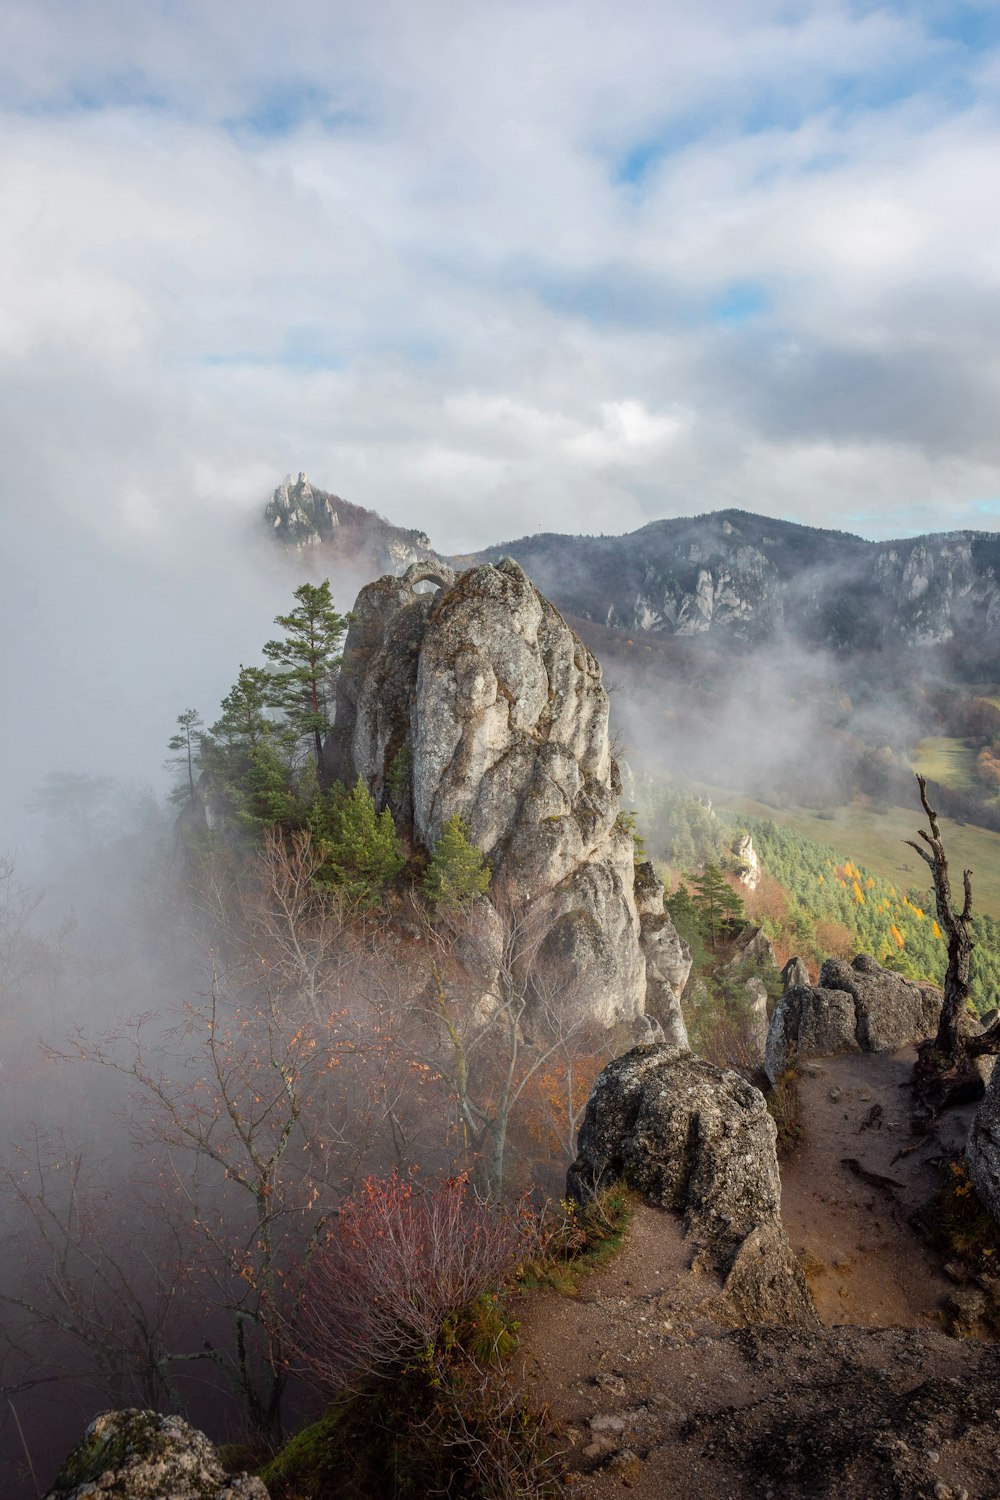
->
[[518, 1047, 993, 1497], [781, 1046, 976, 1328]]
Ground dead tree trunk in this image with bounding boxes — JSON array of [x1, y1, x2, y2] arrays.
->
[[907, 775, 1000, 1104]]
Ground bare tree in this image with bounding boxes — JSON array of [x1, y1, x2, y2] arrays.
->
[[907, 775, 1000, 1103], [0, 1129, 198, 1413], [416, 884, 604, 1196]]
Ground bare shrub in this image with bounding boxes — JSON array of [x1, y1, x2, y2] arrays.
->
[[287, 1171, 539, 1396]]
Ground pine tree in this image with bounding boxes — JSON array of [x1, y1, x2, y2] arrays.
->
[[423, 815, 491, 908], [690, 864, 744, 951], [167, 709, 204, 802], [314, 778, 404, 904], [263, 581, 348, 778]]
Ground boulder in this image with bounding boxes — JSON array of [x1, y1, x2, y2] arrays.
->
[[819, 956, 940, 1053], [567, 1045, 816, 1328], [968, 1064, 1000, 1224], [46, 1410, 268, 1499], [764, 986, 860, 1085], [764, 955, 941, 1085]]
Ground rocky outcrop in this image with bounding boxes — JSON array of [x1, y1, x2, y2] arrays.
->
[[46, 1410, 268, 1499], [634, 861, 691, 1046], [466, 509, 1000, 655], [720, 923, 777, 975], [265, 472, 437, 576], [968, 1064, 1000, 1224], [781, 956, 811, 991], [731, 832, 761, 890], [764, 955, 940, 1085], [332, 559, 654, 1027], [744, 975, 770, 1055], [567, 1045, 816, 1328]]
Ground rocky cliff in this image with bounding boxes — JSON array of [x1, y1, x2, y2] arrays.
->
[[470, 511, 1000, 655], [328, 559, 688, 1032]]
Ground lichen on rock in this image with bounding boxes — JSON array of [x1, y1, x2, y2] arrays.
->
[[46, 1410, 268, 1500]]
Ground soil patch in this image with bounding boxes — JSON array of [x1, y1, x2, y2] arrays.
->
[[518, 1048, 998, 1498]]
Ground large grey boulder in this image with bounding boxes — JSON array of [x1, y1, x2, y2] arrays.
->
[[819, 955, 940, 1053], [46, 1410, 268, 1499], [968, 1064, 1000, 1224], [764, 954, 941, 1085], [567, 1045, 816, 1328], [764, 986, 860, 1084], [333, 559, 650, 1026]]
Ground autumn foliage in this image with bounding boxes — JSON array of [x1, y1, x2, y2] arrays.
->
[[287, 1172, 540, 1395]]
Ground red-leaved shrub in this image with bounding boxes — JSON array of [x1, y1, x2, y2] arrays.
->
[[288, 1171, 539, 1395]]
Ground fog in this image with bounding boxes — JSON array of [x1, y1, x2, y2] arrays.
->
[[8, 0, 1000, 1489]]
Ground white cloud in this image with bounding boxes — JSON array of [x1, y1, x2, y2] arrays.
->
[[4, 0, 1000, 835]]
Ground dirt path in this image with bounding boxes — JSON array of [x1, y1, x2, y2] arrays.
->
[[517, 1048, 994, 1497], [781, 1047, 976, 1329]]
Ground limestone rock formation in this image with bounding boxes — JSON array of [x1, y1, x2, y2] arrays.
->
[[764, 954, 941, 1084], [744, 975, 770, 1055], [968, 1064, 1000, 1223], [46, 1410, 268, 1500], [731, 831, 761, 889], [720, 923, 777, 975], [330, 559, 656, 1026], [633, 861, 691, 1046], [567, 1045, 816, 1327]]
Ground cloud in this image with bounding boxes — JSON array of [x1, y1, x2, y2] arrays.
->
[[4, 1, 1000, 840]]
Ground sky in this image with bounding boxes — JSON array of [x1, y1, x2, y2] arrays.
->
[[4, 0, 1000, 840]]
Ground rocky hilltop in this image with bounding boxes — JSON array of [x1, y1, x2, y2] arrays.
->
[[265, 472, 436, 577], [266, 480, 1000, 658], [327, 558, 689, 1033]]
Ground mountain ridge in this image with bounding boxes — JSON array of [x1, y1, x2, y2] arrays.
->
[[265, 476, 1000, 659]]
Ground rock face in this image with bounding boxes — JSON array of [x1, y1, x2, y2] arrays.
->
[[720, 923, 777, 975], [781, 956, 811, 991], [567, 1045, 816, 1327], [764, 955, 941, 1085], [634, 861, 691, 1047], [46, 1410, 268, 1499], [331, 559, 659, 1027], [968, 1064, 1000, 1223]]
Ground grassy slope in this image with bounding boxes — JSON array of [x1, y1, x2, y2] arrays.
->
[[911, 736, 978, 789], [687, 782, 1000, 920]]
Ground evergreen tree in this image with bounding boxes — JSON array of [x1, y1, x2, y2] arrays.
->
[[211, 666, 272, 753], [167, 709, 204, 802], [423, 815, 491, 909], [690, 864, 744, 951], [263, 582, 348, 777], [313, 778, 404, 904]]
